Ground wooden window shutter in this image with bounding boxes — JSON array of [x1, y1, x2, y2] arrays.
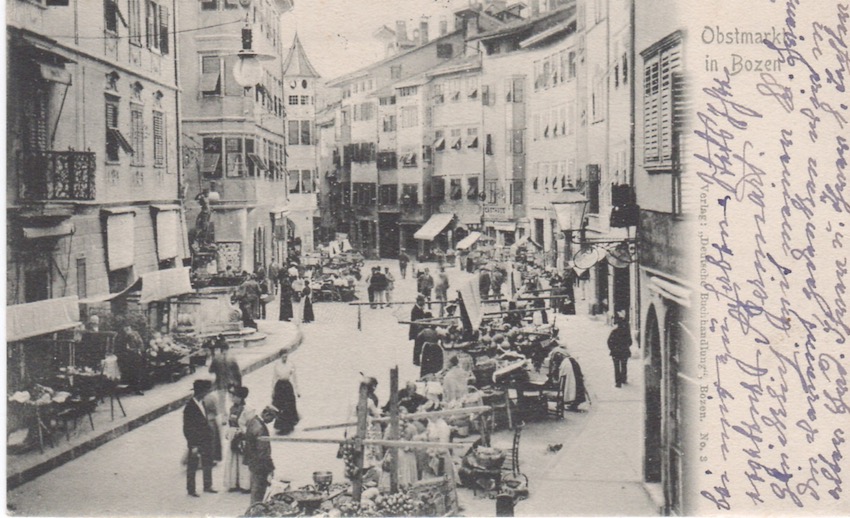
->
[[643, 59, 660, 164], [159, 4, 169, 54]]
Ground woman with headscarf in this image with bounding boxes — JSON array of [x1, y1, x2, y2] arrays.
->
[[223, 385, 253, 493], [271, 352, 300, 435]]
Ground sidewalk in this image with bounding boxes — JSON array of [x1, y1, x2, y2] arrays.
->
[[6, 320, 302, 490]]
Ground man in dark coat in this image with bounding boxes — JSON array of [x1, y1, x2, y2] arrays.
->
[[607, 319, 632, 387], [184, 379, 216, 497], [383, 381, 428, 414], [418, 267, 434, 300], [409, 294, 432, 344], [398, 250, 410, 279], [244, 405, 277, 504], [419, 331, 445, 378]]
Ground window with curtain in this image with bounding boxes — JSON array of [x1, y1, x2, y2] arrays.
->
[[402, 184, 419, 205], [200, 55, 222, 96], [467, 177, 480, 200], [450, 179, 463, 200], [432, 177, 446, 202], [225, 137, 244, 177], [300, 120, 312, 145], [511, 180, 524, 205], [201, 137, 222, 178], [288, 120, 300, 145]]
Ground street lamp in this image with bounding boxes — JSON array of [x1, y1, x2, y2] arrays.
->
[[232, 0, 293, 88]]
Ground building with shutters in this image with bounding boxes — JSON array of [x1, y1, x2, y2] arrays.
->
[[633, 0, 696, 514], [179, 0, 289, 273], [282, 33, 321, 256], [325, 20, 466, 258], [6, 0, 186, 307]]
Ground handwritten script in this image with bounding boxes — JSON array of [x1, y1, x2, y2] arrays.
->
[[697, 0, 848, 512]]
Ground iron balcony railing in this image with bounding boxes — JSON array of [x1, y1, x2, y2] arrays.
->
[[19, 149, 97, 201]]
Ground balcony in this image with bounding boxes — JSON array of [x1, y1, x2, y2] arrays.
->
[[18, 150, 96, 201]]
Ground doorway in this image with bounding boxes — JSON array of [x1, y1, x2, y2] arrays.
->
[[644, 305, 662, 483], [379, 213, 400, 258], [612, 265, 630, 319]]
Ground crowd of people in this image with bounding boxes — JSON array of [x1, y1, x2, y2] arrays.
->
[[182, 348, 300, 504]]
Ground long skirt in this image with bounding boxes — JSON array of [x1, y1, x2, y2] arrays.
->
[[208, 419, 222, 461], [279, 293, 293, 321], [223, 428, 250, 489], [303, 297, 315, 323], [272, 379, 299, 435]]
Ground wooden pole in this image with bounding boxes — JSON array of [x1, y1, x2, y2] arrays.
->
[[357, 304, 362, 331], [353, 382, 369, 501], [301, 406, 493, 432], [389, 367, 400, 493]]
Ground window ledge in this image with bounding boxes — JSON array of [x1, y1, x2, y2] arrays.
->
[[645, 164, 675, 174]]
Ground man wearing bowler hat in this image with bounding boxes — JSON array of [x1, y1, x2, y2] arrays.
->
[[184, 379, 217, 496], [244, 405, 277, 504]]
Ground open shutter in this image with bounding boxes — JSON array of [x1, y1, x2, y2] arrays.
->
[[159, 4, 169, 54], [643, 59, 660, 164], [659, 46, 681, 164]]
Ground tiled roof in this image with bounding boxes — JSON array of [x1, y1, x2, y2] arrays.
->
[[282, 33, 320, 78]]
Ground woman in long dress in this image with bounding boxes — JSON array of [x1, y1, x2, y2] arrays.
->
[[302, 282, 315, 324], [223, 386, 253, 492], [278, 275, 293, 322], [271, 352, 300, 435]]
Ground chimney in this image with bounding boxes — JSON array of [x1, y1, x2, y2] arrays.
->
[[530, 0, 539, 16], [439, 16, 448, 36], [420, 17, 429, 45], [395, 20, 408, 44]]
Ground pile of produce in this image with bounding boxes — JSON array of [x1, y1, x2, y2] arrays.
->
[[339, 441, 360, 479], [332, 488, 423, 517]]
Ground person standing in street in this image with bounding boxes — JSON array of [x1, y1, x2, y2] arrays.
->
[[409, 294, 432, 352], [301, 280, 315, 323], [271, 352, 300, 435], [209, 340, 242, 413], [434, 267, 450, 317], [117, 325, 147, 395], [384, 267, 395, 304], [237, 274, 261, 330], [491, 267, 505, 300], [418, 267, 434, 301], [366, 266, 377, 309], [607, 319, 632, 387], [372, 267, 388, 308], [290, 277, 304, 325], [278, 273, 294, 322], [184, 379, 216, 497], [267, 261, 280, 295], [478, 268, 491, 301], [398, 250, 410, 279], [224, 386, 253, 493], [244, 406, 277, 504]]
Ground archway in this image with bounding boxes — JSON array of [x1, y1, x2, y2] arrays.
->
[[644, 304, 662, 483], [664, 304, 683, 514]]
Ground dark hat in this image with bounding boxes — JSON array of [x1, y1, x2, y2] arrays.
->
[[192, 379, 212, 393], [233, 386, 249, 399]]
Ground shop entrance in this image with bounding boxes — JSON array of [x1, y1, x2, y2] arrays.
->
[[378, 213, 400, 258]]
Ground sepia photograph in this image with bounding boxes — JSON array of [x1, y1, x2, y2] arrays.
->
[[4, 0, 847, 516]]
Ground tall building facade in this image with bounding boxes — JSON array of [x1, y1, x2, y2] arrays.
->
[[282, 33, 321, 255], [325, 25, 466, 258], [6, 0, 185, 305], [179, 0, 289, 273]]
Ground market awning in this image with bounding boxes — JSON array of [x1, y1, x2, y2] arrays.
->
[[6, 296, 80, 343], [103, 208, 136, 271], [456, 232, 482, 251], [23, 221, 75, 239], [492, 221, 516, 232], [414, 213, 454, 240], [139, 267, 193, 304]]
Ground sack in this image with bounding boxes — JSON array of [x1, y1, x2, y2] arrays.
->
[[231, 431, 246, 454]]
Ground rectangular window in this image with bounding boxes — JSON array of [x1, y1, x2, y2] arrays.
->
[[450, 179, 463, 200], [643, 36, 682, 169], [391, 65, 402, 79], [301, 170, 313, 193], [487, 180, 498, 204], [382, 115, 397, 133], [288, 120, 300, 145], [202, 137, 222, 178], [300, 95, 310, 105], [288, 95, 298, 105], [379, 184, 398, 205], [289, 170, 301, 193], [467, 177, 479, 200], [432, 177, 445, 202], [105, 97, 133, 162], [481, 85, 491, 106], [104, 0, 120, 33], [467, 127, 479, 148], [200, 55, 222, 96], [433, 84, 444, 105], [225, 137, 244, 177], [509, 129, 524, 155], [300, 120, 312, 145], [568, 51, 577, 79], [153, 111, 165, 168], [485, 134, 493, 155], [201, 0, 217, 10], [128, 0, 142, 45], [510, 180, 523, 205], [401, 184, 419, 205], [158, 4, 169, 54], [559, 50, 567, 84], [401, 106, 418, 128], [145, 0, 160, 51], [130, 107, 144, 165], [587, 164, 600, 213]]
